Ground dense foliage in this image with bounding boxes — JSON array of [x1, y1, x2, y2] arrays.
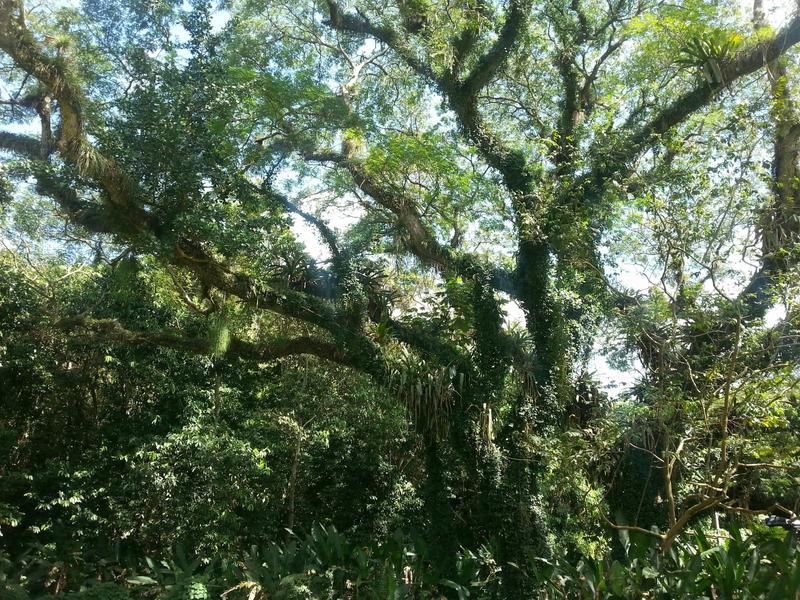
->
[[1, 0, 800, 596]]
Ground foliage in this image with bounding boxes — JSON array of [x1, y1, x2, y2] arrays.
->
[[1, 0, 800, 597]]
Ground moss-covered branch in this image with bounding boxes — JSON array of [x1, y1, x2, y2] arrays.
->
[[0, 0, 153, 234], [59, 316, 356, 367]]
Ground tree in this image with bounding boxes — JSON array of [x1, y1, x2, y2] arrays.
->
[[1, 0, 799, 595]]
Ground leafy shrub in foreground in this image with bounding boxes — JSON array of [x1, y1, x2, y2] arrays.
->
[[537, 524, 800, 599], [2, 524, 798, 598]]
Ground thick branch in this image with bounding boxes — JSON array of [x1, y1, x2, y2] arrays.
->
[[613, 14, 800, 176], [661, 496, 724, 551], [302, 148, 517, 295], [737, 3, 800, 317], [605, 495, 725, 552], [554, 52, 580, 174], [323, 0, 535, 201], [0, 1, 396, 380], [0, 133, 125, 234], [0, 0, 154, 234], [459, 0, 530, 98], [324, 0, 437, 81], [59, 316, 355, 367]]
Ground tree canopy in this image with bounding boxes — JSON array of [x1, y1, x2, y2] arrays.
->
[[1, 0, 799, 597]]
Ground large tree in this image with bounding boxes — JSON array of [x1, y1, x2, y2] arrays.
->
[[1, 0, 799, 594]]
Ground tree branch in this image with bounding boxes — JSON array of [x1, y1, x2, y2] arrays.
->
[[736, 3, 800, 317], [0, 0, 154, 234], [59, 315, 356, 367], [323, 0, 437, 82], [459, 0, 530, 99], [661, 496, 724, 551], [0, 1, 396, 380], [301, 147, 517, 295], [323, 0, 536, 201], [251, 181, 341, 260], [604, 13, 800, 183]]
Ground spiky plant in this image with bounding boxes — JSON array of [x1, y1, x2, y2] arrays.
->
[[389, 347, 462, 437], [676, 29, 743, 85]]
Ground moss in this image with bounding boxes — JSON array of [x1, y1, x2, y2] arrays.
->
[[65, 582, 130, 600], [164, 580, 209, 600]]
